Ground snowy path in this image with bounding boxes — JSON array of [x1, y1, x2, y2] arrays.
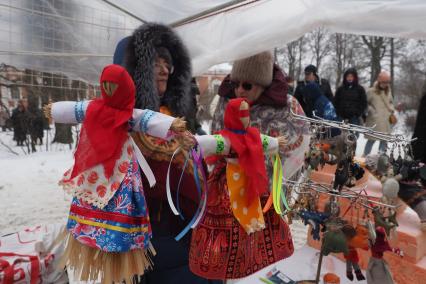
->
[[0, 130, 72, 235]]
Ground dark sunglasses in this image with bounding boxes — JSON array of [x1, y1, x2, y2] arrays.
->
[[231, 81, 253, 91]]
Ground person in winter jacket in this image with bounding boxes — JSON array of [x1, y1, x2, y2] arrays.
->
[[11, 99, 29, 146], [122, 23, 214, 284], [294, 64, 334, 116], [192, 51, 310, 279], [27, 98, 45, 152], [334, 68, 367, 126], [0, 104, 10, 131], [412, 89, 426, 163], [303, 82, 341, 137], [363, 71, 395, 156]]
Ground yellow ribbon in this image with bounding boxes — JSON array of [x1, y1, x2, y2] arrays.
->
[[69, 215, 149, 234]]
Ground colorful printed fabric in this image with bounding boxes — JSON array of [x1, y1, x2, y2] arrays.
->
[[67, 158, 151, 253], [226, 162, 265, 234], [60, 138, 134, 209], [189, 162, 294, 280]]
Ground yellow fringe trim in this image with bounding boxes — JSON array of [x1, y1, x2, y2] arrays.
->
[[59, 232, 155, 283]]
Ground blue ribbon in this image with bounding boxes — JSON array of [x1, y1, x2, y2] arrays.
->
[[175, 145, 207, 241]]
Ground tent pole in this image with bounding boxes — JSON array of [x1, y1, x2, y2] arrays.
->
[[100, 0, 146, 23], [170, 0, 250, 28]]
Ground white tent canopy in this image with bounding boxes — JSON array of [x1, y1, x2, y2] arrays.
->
[[106, 0, 426, 75], [0, 0, 425, 84]]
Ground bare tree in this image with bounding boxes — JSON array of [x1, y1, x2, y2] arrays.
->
[[296, 36, 305, 80], [361, 36, 388, 86], [276, 36, 306, 80], [307, 27, 332, 70]]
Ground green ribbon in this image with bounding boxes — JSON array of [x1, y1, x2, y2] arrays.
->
[[272, 153, 291, 215]]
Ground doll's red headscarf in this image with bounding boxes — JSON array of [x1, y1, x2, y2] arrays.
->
[[219, 98, 268, 204], [70, 64, 135, 179]]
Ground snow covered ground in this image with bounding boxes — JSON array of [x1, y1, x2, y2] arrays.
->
[[0, 129, 73, 235]]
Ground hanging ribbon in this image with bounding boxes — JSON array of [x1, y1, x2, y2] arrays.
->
[[175, 153, 190, 220], [175, 145, 208, 241], [130, 137, 156, 187], [262, 194, 273, 213], [191, 147, 208, 228], [166, 146, 183, 216], [272, 153, 291, 214], [272, 153, 283, 214]]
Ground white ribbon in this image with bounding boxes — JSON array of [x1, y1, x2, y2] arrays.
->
[[166, 146, 182, 216], [130, 137, 156, 188]]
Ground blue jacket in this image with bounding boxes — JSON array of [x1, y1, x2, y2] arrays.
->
[[304, 82, 341, 136]]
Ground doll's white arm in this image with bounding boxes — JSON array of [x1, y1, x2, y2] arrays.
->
[[51, 101, 90, 124], [261, 134, 279, 155], [195, 134, 278, 157], [195, 134, 231, 156], [132, 109, 175, 140]]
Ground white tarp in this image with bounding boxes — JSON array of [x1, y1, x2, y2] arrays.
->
[[106, 0, 426, 74], [1, 0, 426, 81]]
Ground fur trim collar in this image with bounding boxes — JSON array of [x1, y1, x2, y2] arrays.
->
[[123, 23, 196, 130]]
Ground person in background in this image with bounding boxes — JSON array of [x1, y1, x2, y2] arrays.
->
[[27, 97, 45, 152], [334, 68, 367, 126], [294, 64, 334, 116], [363, 71, 395, 156], [411, 86, 426, 163], [303, 82, 341, 137], [191, 77, 207, 135], [11, 99, 29, 146], [0, 103, 10, 131]]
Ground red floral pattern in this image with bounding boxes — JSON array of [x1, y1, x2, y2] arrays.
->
[[118, 161, 129, 174], [96, 185, 107, 198], [88, 171, 99, 184]]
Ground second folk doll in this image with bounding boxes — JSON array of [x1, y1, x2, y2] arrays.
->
[[189, 98, 294, 280]]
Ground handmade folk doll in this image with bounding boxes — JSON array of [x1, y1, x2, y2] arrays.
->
[[44, 65, 187, 283], [189, 98, 293, 280], [366, 226, 402, 284], [341, 224, 367, 281]]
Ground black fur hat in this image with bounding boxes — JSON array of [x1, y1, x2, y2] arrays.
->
[[123, 23, 196, 131]]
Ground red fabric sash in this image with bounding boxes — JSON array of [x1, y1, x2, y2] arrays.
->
[[70, 204, 149, 225]]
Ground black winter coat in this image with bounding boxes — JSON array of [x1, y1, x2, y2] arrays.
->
[[334, 84, 367, 119], [412, 94, 426, 163], [294, 78, 333, 117]]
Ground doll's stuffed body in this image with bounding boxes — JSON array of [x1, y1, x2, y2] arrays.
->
[[49, 64, 179, 283], [195, 98, 281, 233]]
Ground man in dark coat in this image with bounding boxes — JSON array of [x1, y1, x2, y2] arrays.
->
[[412, 90, 426, 163], [294, 64, 334, 117], [303, 82, 341, 137], [11, 100, 29, 146], [334, 68, 367, 125]]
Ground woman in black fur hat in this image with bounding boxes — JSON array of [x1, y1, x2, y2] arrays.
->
[[121, 23, 214, 284]]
